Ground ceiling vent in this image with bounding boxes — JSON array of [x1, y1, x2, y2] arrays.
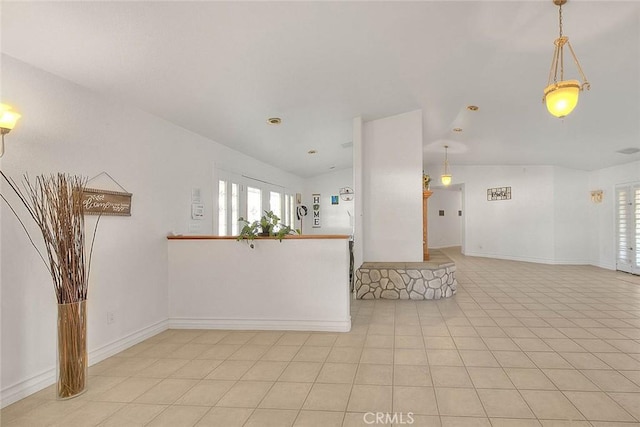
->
[[617, 147, 640, 155]]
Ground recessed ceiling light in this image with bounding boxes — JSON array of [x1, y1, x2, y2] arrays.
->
[[308, 149, 317, 155], [267, 117, 282, 125], [617, 147, 640, 155], [329, 166, 336, 170], [467, 105, 479, 111], [453, 128, 463, 132]]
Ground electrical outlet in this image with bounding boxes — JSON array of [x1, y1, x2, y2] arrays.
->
[[107, 311, 115, 324]]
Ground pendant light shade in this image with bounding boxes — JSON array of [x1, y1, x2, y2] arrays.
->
[[544, 80, 580, 118], [441, 174, 452, 186], [542, 0, 590, 118]]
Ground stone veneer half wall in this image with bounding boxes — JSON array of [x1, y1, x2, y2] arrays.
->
[[354, 251, 457, 300]]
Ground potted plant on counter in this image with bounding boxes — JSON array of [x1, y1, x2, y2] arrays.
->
[[237, 210, 297, 248]]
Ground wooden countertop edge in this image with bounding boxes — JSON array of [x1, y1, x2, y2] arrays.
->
[[167, 234, 351, 240]]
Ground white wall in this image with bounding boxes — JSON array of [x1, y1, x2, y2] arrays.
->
[[168, 238, 351, 331], [427, 188, 462, 249], [553, 167, 590, 264], [423, 164, 598, 265], [588, 160, 640, 269], [0, 55, 303, 406], [425, 164, 586, 264], [460, 165, 556, 263], [302, 168, 354, 235], [362, 110, 423, 262]]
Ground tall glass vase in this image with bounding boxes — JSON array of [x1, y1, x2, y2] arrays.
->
[[57, 300, 88, 399]]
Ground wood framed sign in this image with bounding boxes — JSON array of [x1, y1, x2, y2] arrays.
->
[[82, 188, 132, 216], [487, 186, 511, 201]]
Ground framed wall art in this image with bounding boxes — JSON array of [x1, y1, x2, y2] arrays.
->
[[487, 187, 511, 201]]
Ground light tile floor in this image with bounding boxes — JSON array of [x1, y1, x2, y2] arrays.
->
[[4, 247, 640, 426]]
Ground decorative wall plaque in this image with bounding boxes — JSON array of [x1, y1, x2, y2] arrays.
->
[[82, 188, 132, 216], [487, 187, 511, 201], [339, 187, 354, 201]]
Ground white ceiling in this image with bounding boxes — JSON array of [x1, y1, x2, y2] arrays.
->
[[2, 1, 639, 178]]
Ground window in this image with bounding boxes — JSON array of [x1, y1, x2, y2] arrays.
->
[[216, 168, 297, 235], [247, 186, 262, 223], [616, 183, 640, 275], [284, 194, 291, 227], [216, 170, 242, 236], [231, 183, 239, 236], [218, 180, 227, 235], [270, 191, 282, 222], [284, 193, 295, 227]]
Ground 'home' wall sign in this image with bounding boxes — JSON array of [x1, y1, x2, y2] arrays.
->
[[312, 193, 321, 228]]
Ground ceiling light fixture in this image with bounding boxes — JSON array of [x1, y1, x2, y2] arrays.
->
[[467, 105, 479, 111], [453, 128, 463, 132], [0, 104, 22, 158], [441, 145, 452, 186], [543, 0, 590, 118], [617, 147, 640, 155], [307, 149, 317, 155], [267, 117, 282, 125]]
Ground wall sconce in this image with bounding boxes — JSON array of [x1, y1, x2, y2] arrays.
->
[[590, 190, 603, 204], [0, 104, 22, 158]]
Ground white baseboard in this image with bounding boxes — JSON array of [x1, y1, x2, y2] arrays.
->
[[169, 317, 352, 332], [1, 319, 168, 409], [463, 251, 554, 264], [590, 260, 616, 270], [463, 251, 590, 266], [454, 250, 615, 271], [549, 259, 591, 265], [430, 244, 462, 250], [89, 319, 169, 366], [0, 367, 56, 410]]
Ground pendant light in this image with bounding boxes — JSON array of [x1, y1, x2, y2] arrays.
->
[[441, 145, 452, 186], [543, 0, 590, 118]]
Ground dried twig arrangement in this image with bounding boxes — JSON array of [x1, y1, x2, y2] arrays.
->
[[1, 171, 100, 398], [0, 172, 99, 303]]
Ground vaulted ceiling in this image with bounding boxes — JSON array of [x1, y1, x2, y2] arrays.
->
[[2, 1, 639, 177]]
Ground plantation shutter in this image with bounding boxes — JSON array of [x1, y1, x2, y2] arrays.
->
[[616, 184, 640, 275]]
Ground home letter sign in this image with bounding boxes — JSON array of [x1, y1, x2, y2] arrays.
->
[[312, 193, 321, 228]]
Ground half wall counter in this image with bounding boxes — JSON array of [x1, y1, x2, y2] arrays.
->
[[167, 235, 351, 332]]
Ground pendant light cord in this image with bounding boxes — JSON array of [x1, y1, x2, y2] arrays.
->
[[444, 146, 449, 175], [558, 3, 564, 81], [559, 2, 563, 38]]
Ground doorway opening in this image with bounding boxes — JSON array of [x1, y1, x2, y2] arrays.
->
[[427, 184, 465, 254]]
